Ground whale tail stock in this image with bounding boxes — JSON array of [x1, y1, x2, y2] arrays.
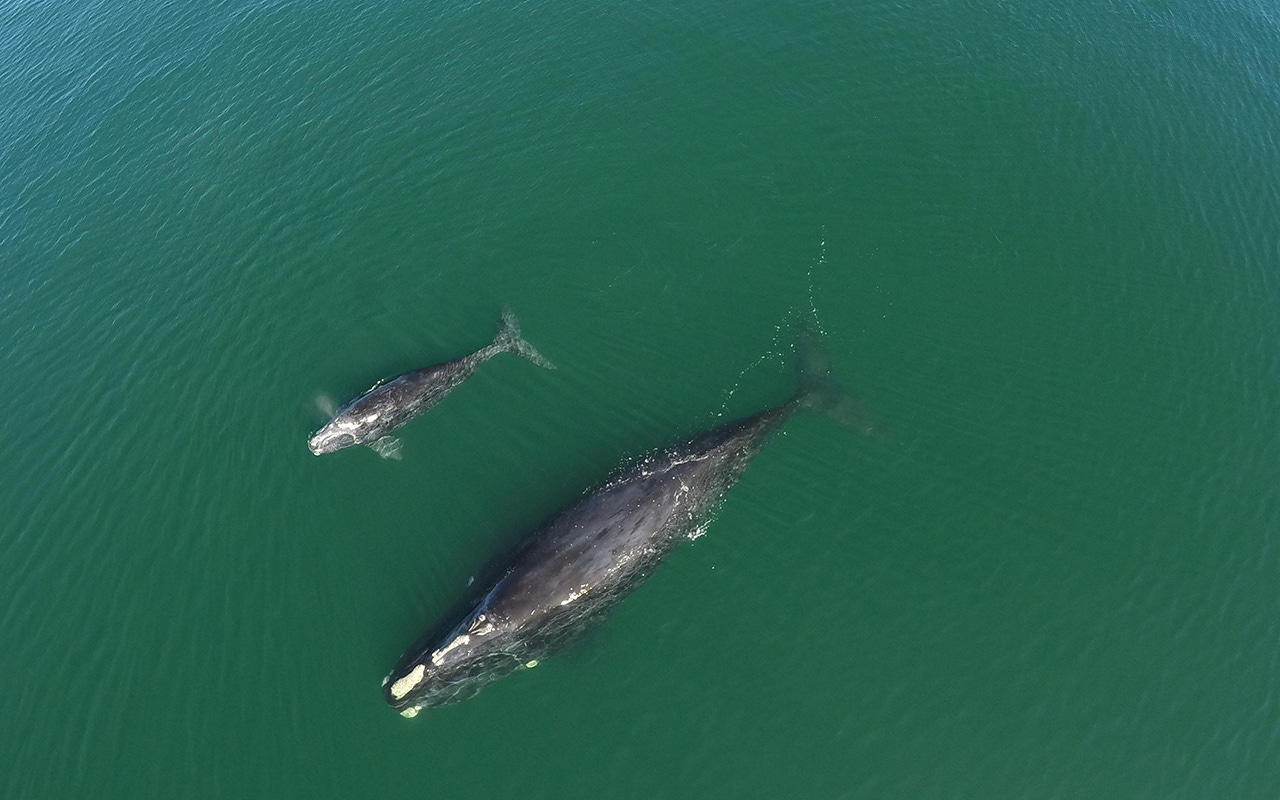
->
[[494, 306, 556, 369], [794, 331, 890, 443]]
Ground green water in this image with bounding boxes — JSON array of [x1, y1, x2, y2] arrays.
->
[[4, 0, 1279, 796]]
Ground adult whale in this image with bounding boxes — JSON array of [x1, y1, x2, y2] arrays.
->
[[382, 336, 882, 715], [308, 307, 553, 456]]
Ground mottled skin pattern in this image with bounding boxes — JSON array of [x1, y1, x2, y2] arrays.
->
[[383, 399, 799, 714]]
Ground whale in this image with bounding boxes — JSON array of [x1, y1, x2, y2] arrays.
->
[[308, 307, 553, 456], [382, 335, 882, 715]]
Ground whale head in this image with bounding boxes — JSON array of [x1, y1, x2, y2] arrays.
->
[[308, 418, 362, 455], [383, 606, 526, 714]]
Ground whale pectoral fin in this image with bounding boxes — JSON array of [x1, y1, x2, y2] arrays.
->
[[368, 436, 403, 460]]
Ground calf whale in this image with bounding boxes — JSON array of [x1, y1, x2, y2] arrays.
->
[[382, 336, 882, 715], [308, 307, 553, 456]]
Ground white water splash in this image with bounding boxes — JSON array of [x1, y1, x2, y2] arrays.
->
[[806, 226, 830, 336], [716, 232, 832, 417]]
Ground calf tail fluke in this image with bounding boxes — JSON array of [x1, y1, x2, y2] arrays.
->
[[495, 306, 556, 369], [795, 331, 890, 442]]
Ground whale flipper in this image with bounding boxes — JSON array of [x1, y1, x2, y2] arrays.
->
[[368, 436, 403, 460]]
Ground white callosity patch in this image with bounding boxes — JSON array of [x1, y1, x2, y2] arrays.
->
[[400, 706, 420, 718], [467, 614, 495, 636], [389, 664, 425, 699], [430, 634, 470, 666]]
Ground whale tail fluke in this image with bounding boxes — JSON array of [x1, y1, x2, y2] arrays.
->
[[794, 331, 890, 442], [494, 306, 556, 369]]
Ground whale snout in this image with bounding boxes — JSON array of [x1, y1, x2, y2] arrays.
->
[[308, 425, 357, 455]]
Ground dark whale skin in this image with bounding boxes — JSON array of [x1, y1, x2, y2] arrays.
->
[[308, 307, 551, 455], [382, 400, 797, 715], [309, 353, 490, 454]]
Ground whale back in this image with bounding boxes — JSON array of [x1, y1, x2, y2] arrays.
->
[[383, 404, 794, 712]]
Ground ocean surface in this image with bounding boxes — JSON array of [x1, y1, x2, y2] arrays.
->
[[3, 0, 1279, 797]]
